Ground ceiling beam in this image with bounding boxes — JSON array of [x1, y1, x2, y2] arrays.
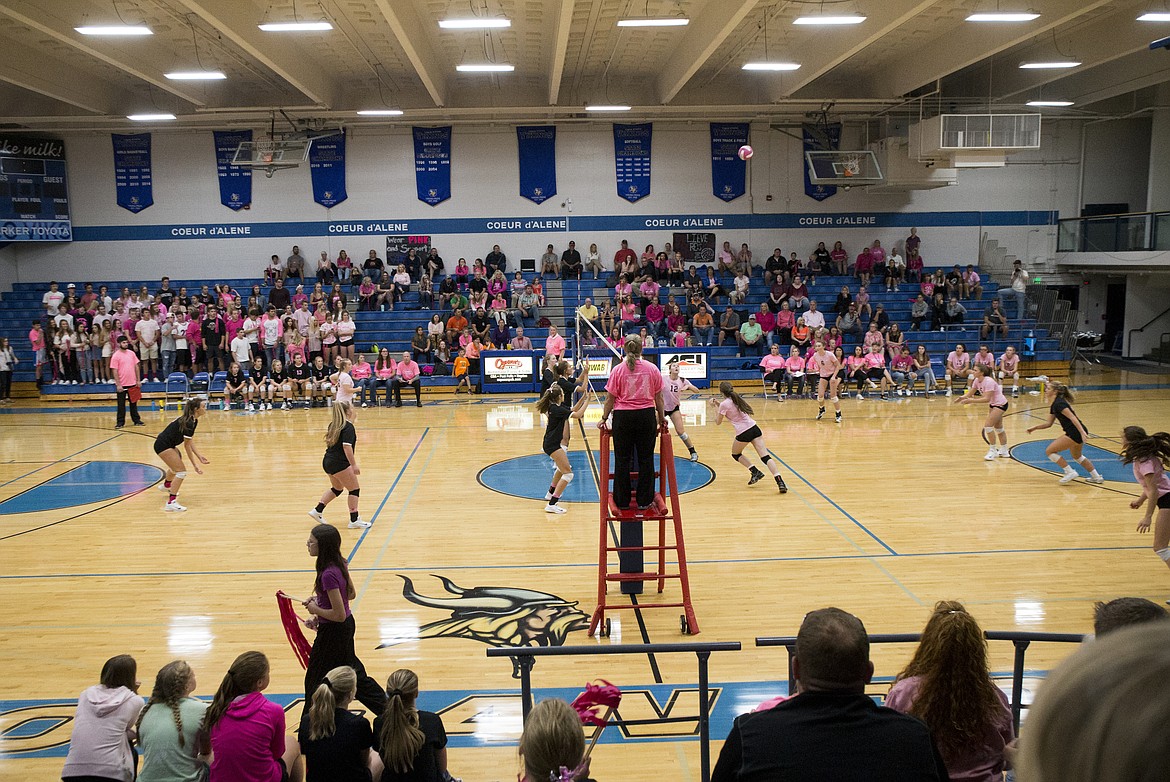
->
[[547, 0, 575, 105], [174, 0, 339, 107], [656, 0, 759, 104], [370, 0, 446, 108], [0, 32, 125, 114], [1057, 53, 1170, 106], [0, 1, 205, 107]]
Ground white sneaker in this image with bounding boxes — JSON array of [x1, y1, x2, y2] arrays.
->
[[997, 446, 1010, 457], [281, 402, 289, 410], [984, 448, 998, 461], [945, 389, 952, 397], [308, 509, 326, 523], [544, 504, 567, 514], [689, 451, 698, 463], [1087, 474, 1105, 484], [896, 388, 903, 396], [157, 482, 170, 492], [164, 501, 187, 512], [856, 392, 865, 400], [544, 491, 554, 501], [361, 402, 368, 408], [1059, 469, 1078, 484], [266, 402, 273, 410], [348, 517, 372, 529], [246, 403, 255, 411]]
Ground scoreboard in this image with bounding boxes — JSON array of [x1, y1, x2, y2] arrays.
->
[[0, 135, 71, 242]]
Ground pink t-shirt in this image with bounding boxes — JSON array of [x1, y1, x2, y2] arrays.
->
[[973, 352, 995, 370], [971, 375, 1007, 406], [1133, 458, 1170, 498], [397, 360, 420, 382], [29, 328, 44, 351], [864, 352, 886, 369], [891, 355, 914, 371], [717, 397, 756, 436], [759, 355, 786, 372], [999, 352, 1020, 372], [784, 356, 805, 372], [947, 351, 970, 371], [812, 351, 838, 378], [350, 361, 372, 380], [546, 334, 566, 357], [109, 348, 139, 387], [660, 373, 694, 410], [606, 358, 663, 411]]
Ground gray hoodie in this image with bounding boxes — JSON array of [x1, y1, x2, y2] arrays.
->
[[61, 684, 144, 782]]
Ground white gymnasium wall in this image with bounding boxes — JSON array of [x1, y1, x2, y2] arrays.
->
[[10, 120, 1083, 285], [1081, 118, 1152, 213]]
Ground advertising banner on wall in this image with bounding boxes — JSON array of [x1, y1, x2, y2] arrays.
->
[[613, 123, 651, 203], [0, 134, 71, 241], [657, 350, 709, 386], [516, 126, 557, 205], [309, 131, 347, 208], [710, 123, 748, 203], [413, 126, 452, 207], [212, 130, 252, 211], [111, 133, 153, 214], [481, 351, 538, 393]]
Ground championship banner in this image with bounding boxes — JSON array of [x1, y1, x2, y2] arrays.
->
[[308, 131, 347, 208], [111, 133, 153, 213], [710, 123, 748, 203], [516, 126, 557, 204], [213, 130, 252, 211], [0, 134, 71, 242], [613, 123, 651, 203], [413, 126, 452, 207], [803, 122, 841, 202]]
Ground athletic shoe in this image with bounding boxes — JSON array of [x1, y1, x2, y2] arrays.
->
[[689, 451, 698, 463], [246, 403, 255, 411], [1087, 475, 1105, 484], [896, 388, 902, 396], [945, 389, 952, 397], [133, 421, 146, 426], [880, 393, 888, 400], [157, 483, 170, 492], [114, 424, 124, 429], [856, 392, 864, 400], [835, 412, 842, 423], [416, 400, 423, 407], [997, 446, 1010, 457], [1012, 388, 1020, 397], [266, 402, 273, 411], [779, 393, 787, 400], [776, 476, 788, 494], [1059, 469, 1079, 484], [281, 402, 290, 410], [164, 501, 187, 512], [544, 504, 567, 514], [748, 467, 765, 485], [348, 517, 372, 529], [984, 447, 998, 461], [308, 509, 325, 523], [816, 407, 825, 420], [361, 402, 368, 408]]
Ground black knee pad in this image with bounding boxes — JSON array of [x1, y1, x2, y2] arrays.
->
[[761, 454, 772, 465], [330, 487, 343, 496], [348, 488, 360, 497], [731, 452, 741, 463]]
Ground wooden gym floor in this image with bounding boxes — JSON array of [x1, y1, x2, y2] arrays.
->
[[2, 367, 1169, 781]]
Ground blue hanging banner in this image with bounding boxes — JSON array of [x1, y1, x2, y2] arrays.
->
[[710, 123, 748, 203], [213, 130, 252, 211], [309, 131, 347, 208], [613, 123, 651, 203], [111, 133, 153, 214], [516, 126, 557, 205], [803, 122, 842, 202], [413, 126, 452, 207]]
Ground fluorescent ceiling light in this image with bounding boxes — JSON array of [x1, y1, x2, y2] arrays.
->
[[456, 63, 514, 72], [1019, 61, 1080, 69], [1026, 100, 1074, 106], [357, 109, 404, 116], [439, 18, 511, 28], [75, 25, 152, 35], [617, 17, 690, 27], [127, 113, 177, 121], [742, 62, 801, 71], [585, 105, 631, 111], [966, 13, 1040, 22], [165, 71, 227, 80], [257, 21, 333, 32], [793, 15, 866, 25], [1138, 12, 1170, 21]]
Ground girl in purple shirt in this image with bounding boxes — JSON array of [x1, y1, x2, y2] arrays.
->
[[711, 381, 787, 494]]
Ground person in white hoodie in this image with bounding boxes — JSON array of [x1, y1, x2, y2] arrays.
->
[[62, 654, 144, 782]]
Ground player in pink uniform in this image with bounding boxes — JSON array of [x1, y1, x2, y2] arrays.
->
[[661, 362, 699, 462], [944, 343, 971, 397], [811, 341, 842, 423], [997, 345, 1020, 397], [711, 381, 787, 493], [1120, 426, 1170, 583], [953, 363, 1009, 460]]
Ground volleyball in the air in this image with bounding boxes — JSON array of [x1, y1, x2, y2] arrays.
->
[[737, 145, 754, 160]]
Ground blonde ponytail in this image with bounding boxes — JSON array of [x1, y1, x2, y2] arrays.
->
[[308, 666, 356, 740], [325, 401, 352, 446], [378, 669, 425, 774], [623, 335, 643, 370]]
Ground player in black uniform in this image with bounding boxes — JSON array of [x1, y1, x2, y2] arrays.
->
[[287, 353, 312, 406], [269, 359, 290, 410], [310, 355, 332, 407], [154, 398, 208, 512], [534, 379, 590, 515], [222, 361, 248, 410], [308, 401, 369, 528], [1026, 381, 1105, 485], [246, 355, 271, 411]]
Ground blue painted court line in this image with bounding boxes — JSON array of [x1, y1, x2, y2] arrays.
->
[[347, 427, 430, 562], [768, 449, 898, 556], [0, 461, 163, 515], [0, 434, 122, 490]]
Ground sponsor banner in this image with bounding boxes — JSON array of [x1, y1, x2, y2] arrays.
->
[[413, 126, 452, 206], [111, 133, 153, 213], [213, 130, 252, 211], [0, 134, 71, 242], [585, 355, 615, 381], [516, 126, 557, 205], [309, 131, 347, 208], [613, 123, 651, 203], [710, 123, 748, 202], [485, 353, 536, 384], [658, 350, 709, 384], [803, 122, 841, 202]]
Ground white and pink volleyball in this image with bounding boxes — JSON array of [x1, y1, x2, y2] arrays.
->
[[737, 145, 754, 161]]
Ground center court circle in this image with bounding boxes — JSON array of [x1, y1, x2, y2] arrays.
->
[[477, 451, 715, 503]]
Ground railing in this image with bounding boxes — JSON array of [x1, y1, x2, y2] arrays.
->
[[755, 631, 1084, 732], [1126, 303, 1170, 357], [1057, 209, 1170, 253], [486, 641, 740, 782]]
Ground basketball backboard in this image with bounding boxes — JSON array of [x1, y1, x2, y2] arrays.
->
[[805, 150, 884, 186], [231, 138, 310, 170]]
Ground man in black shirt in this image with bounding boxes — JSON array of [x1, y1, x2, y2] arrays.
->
[[712, 608, 948, 782], [469, 308, 492, 343], [403, 248, 421, 278], [438, 275, 458, 309], [362, 250, 384, 279], [764, 249, 786, 287], [486, 244, 507, 275], [201, 305, 227, 373], [426, 247, 444, 278], [561, 240, 583, 279], [946, 264, 964, 300], [156, 277, 174, 309], [468, 273, 488, 298], [267, 277, 291, 311]]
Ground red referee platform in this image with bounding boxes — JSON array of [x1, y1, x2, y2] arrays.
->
[[590, 423, 700, 637]]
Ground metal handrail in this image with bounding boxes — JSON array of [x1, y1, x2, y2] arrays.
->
[[1126, 304, 1170, 357], [1056, 209, 1170, 252], [486, 641, 741, 782], [755, 631, 1085, 732]]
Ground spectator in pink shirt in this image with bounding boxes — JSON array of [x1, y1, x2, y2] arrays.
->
[[350, 353, 374, 408], [545, 325, 566, 359], [372, 348, 396, 407], [645, 298, 666, 342], [754, 304, 776, 347], [757, 344, 786, 396], [110, 334, 144, 428], [391, 351, 422, 407]]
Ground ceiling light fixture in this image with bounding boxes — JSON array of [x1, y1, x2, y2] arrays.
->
[[617, 17, 689, 27], [357, 109, 404, 116], [1026, 100, 1074, 106], [258, 21, 333, 32], [742, 62, 801, 71], [127, 113, 177, 121], [1019, 61, 1080, 69], [456, 63, 514, 72], [439, 18, 511, 28], [165, 71, 227, 80], [966, 12, 1040, 22], [1138, 12, 1170, 21], [793, 15, 866, 25], [585, 104, 632, 111], [75, 25, 153, 35]]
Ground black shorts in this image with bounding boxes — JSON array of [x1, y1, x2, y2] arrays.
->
[[991, 403, 1009, 412], [153, 440, 180, 455], [1158, 493, 1170, 510], [735, 425, 763, 443], [323, 457, 351, 476], [665, 406, 679, 417], [543, 441, 565, 457], [338, 338, 353, 347], [1061, 428, 1083, 445], [867, 368, 885, 379]]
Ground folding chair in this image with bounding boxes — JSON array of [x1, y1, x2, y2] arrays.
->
[[187, 372, 210, 402], [163, 373, 189, 411], [209, 371, 228, 408]]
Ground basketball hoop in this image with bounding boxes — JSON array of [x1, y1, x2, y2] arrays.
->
[[842, 156, 861, 178]]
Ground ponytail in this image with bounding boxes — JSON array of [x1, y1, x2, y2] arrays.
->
[[325, 402, 352, 447], [1121, 426, 1170, 467], [203, 651, 268, 733], [623, 335, 643, 370], [718, 381, 754, 415], [180, 398, 203, 429], [378, 669, 425, 774], [536, 385, 564, 414], [307, 666, 356, 740], [1050, 381, 1075, 403], [137, 660, 193, 748]]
